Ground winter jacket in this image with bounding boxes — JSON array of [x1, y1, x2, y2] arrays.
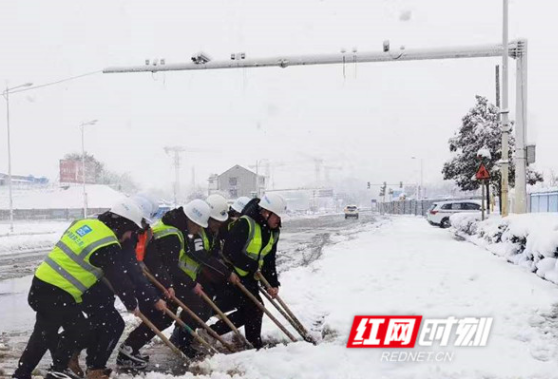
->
[[143, 208, 199, 290], [223, 198, 281, 288]]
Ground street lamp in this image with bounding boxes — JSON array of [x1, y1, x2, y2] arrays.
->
[[411, 157, 424, 200], [80, 119, 98, 218], [2, 82, 33, 232]]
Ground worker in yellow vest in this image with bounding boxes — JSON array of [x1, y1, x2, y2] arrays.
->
[[118, 199, 212, 365], [169, 194, 236, 354], [218, 196, 251, 246], [209, 193, 287, 349], [12, 199, 147, 379]]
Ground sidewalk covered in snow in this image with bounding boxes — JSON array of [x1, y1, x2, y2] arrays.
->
[[183, 216, 558, 379]]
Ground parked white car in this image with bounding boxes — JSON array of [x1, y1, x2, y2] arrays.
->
[[426, 200, 482, 228]]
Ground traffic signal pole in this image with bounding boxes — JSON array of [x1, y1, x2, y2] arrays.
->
[[104, 38, 528, 213]]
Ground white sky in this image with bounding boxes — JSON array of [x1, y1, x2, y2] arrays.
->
[[1, 0, 557, 195]]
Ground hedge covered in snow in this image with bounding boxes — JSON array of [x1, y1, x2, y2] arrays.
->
[[450, 213, 558, 283]]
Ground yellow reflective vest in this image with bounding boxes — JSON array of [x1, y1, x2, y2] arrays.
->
[[233, 215, 278, 277], [152, 220, 202, 281], [35, 219, 120, 303]]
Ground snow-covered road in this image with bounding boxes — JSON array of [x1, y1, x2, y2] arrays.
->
[[188, 216, 558, 379], [3, 215, 558, 379]]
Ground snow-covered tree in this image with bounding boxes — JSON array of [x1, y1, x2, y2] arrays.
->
[[63, 152, 139, 193], [64, 152, 104, 183], [442, 96, 542, 209]]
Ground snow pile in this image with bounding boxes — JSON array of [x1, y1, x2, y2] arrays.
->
[[140, 217, 558, 379], [0, 221, 69, 255], [0, 185, 126, 210], [451, 213, 558, 282], [530, 186, 558, 194]]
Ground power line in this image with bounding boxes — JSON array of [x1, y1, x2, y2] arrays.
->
[[8, 70, 102, 94]]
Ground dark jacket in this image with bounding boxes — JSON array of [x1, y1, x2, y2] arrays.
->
[[223, 199, 281, 287], [199, 228, 232, 284], [143, 208, 199, 290], [120, 236, 160, 303], [87, 242, 138, 311]]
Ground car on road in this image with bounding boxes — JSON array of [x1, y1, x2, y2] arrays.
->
[[426, 200, 482, 228], [344, 205, 359, 219]]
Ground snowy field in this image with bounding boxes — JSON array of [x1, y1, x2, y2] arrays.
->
[[0, 221, 69, 253], [0, 185, 125, 210], [3, 215, 558, 379]]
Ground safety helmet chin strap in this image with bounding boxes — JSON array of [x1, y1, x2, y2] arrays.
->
[[261, 208, 271, 221]]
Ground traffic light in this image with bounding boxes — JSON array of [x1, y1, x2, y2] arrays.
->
[[379, 181, 387, 197], [367, 181, 371, 189], [400, 181, 403, 188]]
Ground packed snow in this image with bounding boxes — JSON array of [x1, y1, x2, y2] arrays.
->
[[451, 212, 558, 284], [0, 185, 126, 210], [139, 216, 558, 379], [4, 216, 558, 378], [0, 221, 69, 255]]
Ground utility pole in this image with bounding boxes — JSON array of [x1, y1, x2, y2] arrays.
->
[[411, 157, 423, 200], [165, 146, 186, 206], [2, 82, 33, 232], [514, 39, 528, 214], [500, 0, 510, 217], [4, 83, 13, 232], [80, 119, 98, 218]]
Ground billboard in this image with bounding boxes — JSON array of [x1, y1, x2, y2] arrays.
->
[[59, 159, 96, 184]]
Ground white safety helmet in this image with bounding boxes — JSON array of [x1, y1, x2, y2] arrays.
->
[[231, 196, 251, 214], [183, 199, 211, 228], [206, 194, 229, 222], [131, 195, 154, 224], [137, 192, 160, 218], [110, 197, 144, 228], [259, 193, 287, 217]]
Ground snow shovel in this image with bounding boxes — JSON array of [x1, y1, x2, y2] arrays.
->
[[199, 290, 254, 350], [255, 272, 317, 344], [100, 278, 191, 362], [258, 286, 316, 345], [142, 268, 236, 353], [161, 307, 220, 355], [136, 311, 191, 362], [234, 281, 298, 343]]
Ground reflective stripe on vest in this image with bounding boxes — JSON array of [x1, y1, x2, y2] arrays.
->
[[234, 216, 278, 277], [200, 229, 211, 251], [151, 221, 200, 281], [35, 219, 119, 303]]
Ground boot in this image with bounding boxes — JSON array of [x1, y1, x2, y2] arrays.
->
[[116, 344, 148, 370], [44, 368, 82, 379], [85, 369, 109, 379], [68, 353, 84, 378]]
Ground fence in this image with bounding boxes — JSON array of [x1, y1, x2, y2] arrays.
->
[[0, 208, 110, 221], [530, 191, 558, 213]]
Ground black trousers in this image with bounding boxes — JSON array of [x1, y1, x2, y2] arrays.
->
[[123, 289, 180, 353], [80, 282, 125, 370], [13, 278, 89, 379], [210, 277, 264, 348], [169, 279, 218, 351]]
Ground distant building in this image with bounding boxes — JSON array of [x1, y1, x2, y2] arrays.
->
[[208, 165, 266, 198], [0, 173, 48, 186]]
